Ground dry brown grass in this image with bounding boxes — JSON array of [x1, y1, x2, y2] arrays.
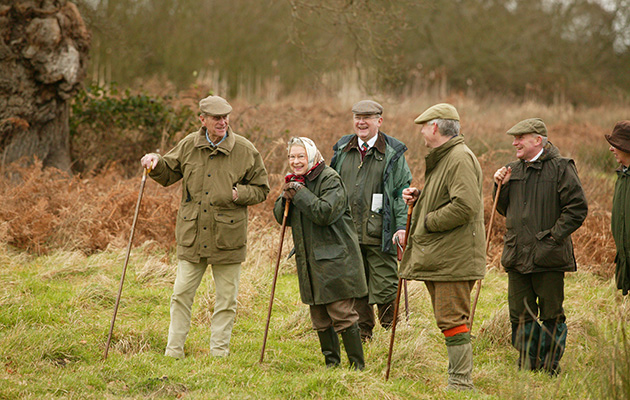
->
[[1, 93, 625, 281]]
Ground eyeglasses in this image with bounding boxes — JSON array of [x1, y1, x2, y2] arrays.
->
[[288, 154, 307, 161], [353, 115, 380, 121]]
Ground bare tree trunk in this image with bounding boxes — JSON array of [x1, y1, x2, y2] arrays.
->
[[0, 0, 90, 172]]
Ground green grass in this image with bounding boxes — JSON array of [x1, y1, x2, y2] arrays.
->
[[0, 239, 628, 399]]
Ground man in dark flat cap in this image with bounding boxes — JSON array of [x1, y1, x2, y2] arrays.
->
[[330, 100, 412, 342], [493, 118, 587, 375], [141, 95, 269, 358], [606, 120, 630, 296], [400, 103, 485, 391]]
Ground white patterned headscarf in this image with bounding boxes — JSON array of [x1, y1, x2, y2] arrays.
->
[[287, 137, 324, 171]]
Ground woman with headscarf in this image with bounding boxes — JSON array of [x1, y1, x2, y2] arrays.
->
[[273, 137, 368, 370]]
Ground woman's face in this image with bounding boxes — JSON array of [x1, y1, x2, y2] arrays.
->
[[288, 145, 308, 175]]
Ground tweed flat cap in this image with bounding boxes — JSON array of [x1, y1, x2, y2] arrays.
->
[[199, 95, 232, 116], [606, 120, 630, 153], [506, 118, 547, 137], [414, 103, 459, 124], [352, 100, 383, 115]]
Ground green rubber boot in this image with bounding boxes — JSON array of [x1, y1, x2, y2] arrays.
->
[[340, 323, 365, 371], [446, 342, 474, 391], [316, 326, 341, 368]]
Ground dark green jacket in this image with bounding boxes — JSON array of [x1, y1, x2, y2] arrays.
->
[[496, 143, 588, 274], [399, 135, 486, 281], [612, 167, 630, 295], [330, 132, 412, 254], [273, 164, 368, 305], [149, 127, 270, 264]]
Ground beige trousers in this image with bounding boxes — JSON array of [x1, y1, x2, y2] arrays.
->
[[165, 259, 241, 358]]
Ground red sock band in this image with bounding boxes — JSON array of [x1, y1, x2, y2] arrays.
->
[[443, 324, 469, 337]]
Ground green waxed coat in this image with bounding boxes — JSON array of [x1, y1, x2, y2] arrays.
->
[[611, 168, 630, 294], [495, 143, 587, 274], [148, 127, 269, 264], [399, 136, 486, 281], [330, 132, 412, 254], [273, 164, 368, 305]]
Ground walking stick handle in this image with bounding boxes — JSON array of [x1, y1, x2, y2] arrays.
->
[[260, 199, 290, 363]]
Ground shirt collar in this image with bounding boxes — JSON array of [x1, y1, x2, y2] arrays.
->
[[206, 129, 228, 147], [528, 148, 544, 162], [358, 134, 378, 150]]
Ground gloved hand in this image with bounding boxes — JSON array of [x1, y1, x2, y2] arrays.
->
[[282, 181, 304, 200]]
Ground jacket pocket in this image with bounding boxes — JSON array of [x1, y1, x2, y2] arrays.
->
[[313, 244, 345, 261], [409, 232, 445, 271], [176, 204, 199, 247], [501, 231, 517, 269], [366, 211, 383, 238], [533, 231, 571, 268], [214, 208, 247, 250]]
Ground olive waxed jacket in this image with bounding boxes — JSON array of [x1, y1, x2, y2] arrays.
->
[[273, 164, 368, 305], [148, 127, 269, 264], [495, 143, 587, 274], [612, 167, 630, 295], [399, 135, 486, 281]]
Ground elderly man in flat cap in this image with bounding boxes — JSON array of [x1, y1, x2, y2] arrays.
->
[[141, 95, 270, 358], [330, 100, 412, 342], [607, 121, 630, 296], [399, 103, 485, 391], [493, 118, 587, 375]]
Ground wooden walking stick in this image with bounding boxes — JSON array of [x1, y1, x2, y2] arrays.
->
[[385, 203, 414, 381], [469, 181, 503, 333], [104, 168, 150, 359], [395, 228, 410, 321], [260, 199, 291, 363]]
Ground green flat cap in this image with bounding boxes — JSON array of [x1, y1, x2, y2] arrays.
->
[[414, 103, 459, 124], [199, 95, 232, 116], [506, 118, 547, 136], [352, 100, 383, 115]]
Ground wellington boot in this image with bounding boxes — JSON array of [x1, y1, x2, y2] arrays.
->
[[446, 343, 474, 391], [316, 327, 341, 368], [512, 321, 542, 370], [340, 323, 365, 371], [540, 321, 567, 376]]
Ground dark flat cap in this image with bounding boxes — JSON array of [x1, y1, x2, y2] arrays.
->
[[507, 118, 547, 137], [352, 100, 383, 115], [199, 95, 232, 116], [414, 103, 459, 124], [606, 120, 630, 153]]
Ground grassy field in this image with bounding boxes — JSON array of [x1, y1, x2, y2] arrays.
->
[[0, 229, 629, 399], [2, 92, 630, 398]]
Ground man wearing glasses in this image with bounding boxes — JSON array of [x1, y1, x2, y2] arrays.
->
[[330, 100, 412, 342]]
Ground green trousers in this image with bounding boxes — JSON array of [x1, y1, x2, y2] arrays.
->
[[165, 259, 241, 358]]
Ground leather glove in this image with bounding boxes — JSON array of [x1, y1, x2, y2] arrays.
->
[[282, 181, 304, 200]]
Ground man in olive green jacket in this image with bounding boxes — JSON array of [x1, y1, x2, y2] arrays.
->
[[494, 118, 587, 375], [400, 103, 485, 391], [141, 95, 269, 358], [331, 100, 412, 341]]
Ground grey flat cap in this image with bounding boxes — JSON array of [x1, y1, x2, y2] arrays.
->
[[352, 100, 383, 115]]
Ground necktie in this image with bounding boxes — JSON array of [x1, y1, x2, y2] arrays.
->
[[360, 142, 369, 160]]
